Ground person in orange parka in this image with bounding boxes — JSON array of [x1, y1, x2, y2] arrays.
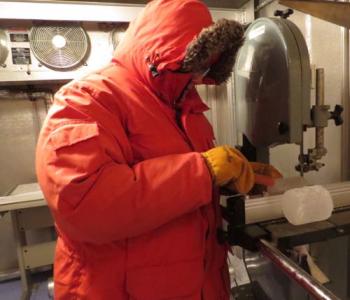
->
[[36, 0, 278, 299]]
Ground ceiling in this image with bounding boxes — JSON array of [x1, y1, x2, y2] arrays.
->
[[40, 0, 250, 9]]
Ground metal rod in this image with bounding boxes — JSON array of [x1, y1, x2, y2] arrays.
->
[[258, 239, 341, 300], [315, 68, 326, 157], [316, 68, 325, 106], [48, 278, 54, 299], [341, 25, 350, 180], [299, 135, 304, 176], [255, 0, 276, 12]]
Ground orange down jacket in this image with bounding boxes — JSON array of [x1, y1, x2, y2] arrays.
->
[[36, 0, 231, 299]]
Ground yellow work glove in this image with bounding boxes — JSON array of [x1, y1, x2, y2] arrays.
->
[[202, 146, 255, 194], [251, 162, 282, 186], [251, 162, 282, 179], [248, 162, 283, 195]]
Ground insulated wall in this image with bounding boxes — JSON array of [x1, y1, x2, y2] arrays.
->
[[198, 0, 254, 147], [0, 91, 49, 278]]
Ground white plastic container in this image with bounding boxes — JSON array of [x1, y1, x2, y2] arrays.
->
[[282, 185, 334, 225]]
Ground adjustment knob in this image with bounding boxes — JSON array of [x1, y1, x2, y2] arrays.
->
[[278, 121, 289, 135], [330, 105, 343, 126], [274, 9, 294, 19]]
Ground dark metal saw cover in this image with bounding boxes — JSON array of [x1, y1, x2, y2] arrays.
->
[[234, 17, 311, 148]]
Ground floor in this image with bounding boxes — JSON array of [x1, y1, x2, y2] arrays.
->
[[0, 271, 51, 300], [0, 274, 240, 300]]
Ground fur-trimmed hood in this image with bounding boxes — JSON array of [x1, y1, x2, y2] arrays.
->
[[181, 19, 245, 84], [113, 0, 244, 106]]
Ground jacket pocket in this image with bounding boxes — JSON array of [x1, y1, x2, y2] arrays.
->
[[127, 260, 204, 300], [46, 122, 104, 210], [49, 122, 99, 151]]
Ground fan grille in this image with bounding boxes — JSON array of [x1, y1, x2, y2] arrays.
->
[[0, 29, 8, 65], [30, 24, 89, 70]]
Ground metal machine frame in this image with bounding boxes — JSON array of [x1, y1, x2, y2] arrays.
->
[[229, 11, 349, 300]]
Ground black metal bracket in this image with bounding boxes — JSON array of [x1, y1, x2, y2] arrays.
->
[[218, 195, 270, 252]]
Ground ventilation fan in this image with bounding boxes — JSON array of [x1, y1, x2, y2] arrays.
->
[[29, 24, 89, 70], [0, 29, 8, 66], [111, 23, 129, 50]]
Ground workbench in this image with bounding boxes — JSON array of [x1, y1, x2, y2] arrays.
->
[[261, 207, 350, 249], [0, 183, 55, 300]]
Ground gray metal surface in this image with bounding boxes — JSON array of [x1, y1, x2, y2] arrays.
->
[[234, 17, 311, 148], [0, 29, 8, 66], [285, 17, 312, 129]]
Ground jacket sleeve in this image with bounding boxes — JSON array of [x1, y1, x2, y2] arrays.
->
[[38, 119, 213, 244]]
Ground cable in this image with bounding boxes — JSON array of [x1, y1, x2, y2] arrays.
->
[[233, 277, 239, 288]]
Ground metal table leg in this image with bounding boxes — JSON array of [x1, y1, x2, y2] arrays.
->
[[10, 210, 31, 300]]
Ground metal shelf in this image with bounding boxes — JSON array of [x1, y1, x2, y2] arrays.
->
[[0, 1, 248, 22], [279, 0, 350, 28]]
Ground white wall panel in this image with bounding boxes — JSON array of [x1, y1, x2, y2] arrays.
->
[[198, 1, 254, 147], [198, 76, 239, 147]]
